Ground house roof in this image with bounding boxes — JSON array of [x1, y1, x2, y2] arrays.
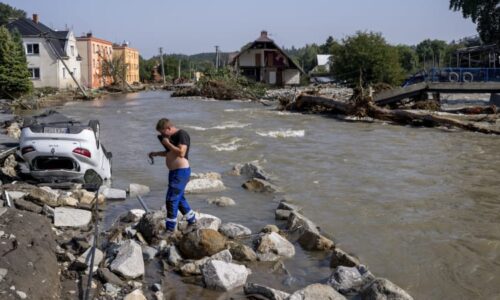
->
[[230, 31, 305, 74], [317, 54, 332, 66], [6, 18, 69, 58]]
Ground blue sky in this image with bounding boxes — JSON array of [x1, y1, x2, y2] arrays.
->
[[5, 0, 477, 58]]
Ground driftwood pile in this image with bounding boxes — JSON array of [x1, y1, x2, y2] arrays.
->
[[281, 88, 500, 135]]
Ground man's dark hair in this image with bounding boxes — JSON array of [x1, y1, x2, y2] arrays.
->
[[156, 118, 172, 131]]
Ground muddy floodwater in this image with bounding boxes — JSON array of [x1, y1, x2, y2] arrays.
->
[[47, 91, 499, 299]]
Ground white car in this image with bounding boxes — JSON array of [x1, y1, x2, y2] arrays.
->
[[19, 111, 112, 183]]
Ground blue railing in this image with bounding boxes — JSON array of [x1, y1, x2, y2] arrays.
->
[[403, 68, 500, 87]]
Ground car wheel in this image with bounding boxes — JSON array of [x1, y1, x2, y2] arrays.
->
[[88, 120, 100, 149]]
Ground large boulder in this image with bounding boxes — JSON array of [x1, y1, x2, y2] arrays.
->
[[185, 178, 225, 194], [54, 207, 92, 228], [277, 199, 302, 212], [180, 249, 232, 276], [287, 212, 320, 236], [298, 231, 334, 251], [254, 232, 295, 261], [100, 187, 127, 201], [128, 183, 150, 197], [25, 187, 60, 207], [244, 283, 290, 300], [178, 212, 221, 232], [202, 260, 249, 291], [110, 240, 145, 279], [136, 210, 166, 243], [242, 178, 280, 193], [219, 222, 252, 239], [327, 265, 375, 295], [178, 229, 227, 260], [121, 209, 146, 223], [206, 196, 236, 207], [330, 248, 360, 268], [288, 284, 346, 300], [232, 161, 271, 180], [227, 241, 257, 262], [360, 278, 414, 300]]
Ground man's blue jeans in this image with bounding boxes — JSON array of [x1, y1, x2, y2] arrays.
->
[[165, 167, 196, 231]]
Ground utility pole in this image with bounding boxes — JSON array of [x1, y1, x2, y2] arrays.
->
[[178, 59, 181, 79], [159, 47, 166, 85], [215, 45, 219, 71]]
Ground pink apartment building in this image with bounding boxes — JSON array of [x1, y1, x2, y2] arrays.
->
[[76, 33, 114, 89]]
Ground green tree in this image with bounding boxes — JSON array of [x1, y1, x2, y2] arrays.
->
[[450, 0, 500, 45], [102, 55, 126, 84], [0, 3, 26, 26], [396, 45, 418, 75], [331, 31, 405, 87], [0, 27, 32, 99], [415, 39, 448, 69], [139, 55, 154, 82]]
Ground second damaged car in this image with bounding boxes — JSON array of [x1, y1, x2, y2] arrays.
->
[[19, 111, 112, 183]]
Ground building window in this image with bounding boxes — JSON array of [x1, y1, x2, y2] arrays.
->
[[26, 43, 40, 55], [28, 68, 40, 79], [70, 45, 75, 56]]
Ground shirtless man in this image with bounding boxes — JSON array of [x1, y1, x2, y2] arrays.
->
[[149, 118, 196, 234]]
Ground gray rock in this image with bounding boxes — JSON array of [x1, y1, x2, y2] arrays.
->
[[287, 211, 319, 235], [14, 198, 42, 214], [233, 161, 271, 180], [219, 222, 252, 239], [179, 212, 221, 232], [277, 199, 302, 212], [244, 283, 290, 300], [100, 187, 127, 201], [59, 195, 79, 207], [136, 210, 166, 244], [97, 268, 125, 286], [25, 187, 60, 207], [110, 240, 145, 279], [206, 196, 236, 207], [123, 289, 147, 300], [0, 268, 7, 282], [298, 231, 334, 251], [122, 209, 146, 223], [242, 178, 280, 193], [288, 283, 346, 300], [54, 207, 92, 228], [275, 209, 291, 220], [128, 183, 150, 197], [125, 226, 137, 238], [327, 265, 375, 295], [330, 248, 360, 268], [42, 205, 54, 218], [167, 245, 183, 267], [260, 224, 280, 233], [6, 191, 26, 201], [227, 241, 257, 262], [360, 278, 414, 300], [16, 291, 27, 299], [254, 232, 295, 260], [180, 249, 232, 276], [77, 247, 104, 272], [104, 283, 121, 297], [142, 246, 158, 261], [185, 178, 226, 194], [202, 260, 249, 291]]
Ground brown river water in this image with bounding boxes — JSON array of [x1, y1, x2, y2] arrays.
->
[[47, 91, 499, 299]]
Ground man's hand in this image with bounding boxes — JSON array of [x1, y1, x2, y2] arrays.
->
[[148, 152, 156, 159]]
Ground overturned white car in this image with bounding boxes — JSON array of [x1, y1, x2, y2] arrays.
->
[[19, 111, 112, 183]]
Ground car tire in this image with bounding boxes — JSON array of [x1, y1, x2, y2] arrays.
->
[[88, 120, 100, 149]]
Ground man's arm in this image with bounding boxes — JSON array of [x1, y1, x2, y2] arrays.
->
[[149, 151, 168, 158], [161, 138, 187, 158]]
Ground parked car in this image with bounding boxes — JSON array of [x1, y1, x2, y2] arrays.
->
[[19, 111, 112, 183]]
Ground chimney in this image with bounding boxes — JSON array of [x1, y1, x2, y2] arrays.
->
[[260, 30, 268, 39], [32, 14, 39, 24], [86, 32, 93, 38]]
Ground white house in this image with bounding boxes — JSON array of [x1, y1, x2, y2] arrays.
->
[[230, 31, 304, 86], [7, 14, 82, 89]]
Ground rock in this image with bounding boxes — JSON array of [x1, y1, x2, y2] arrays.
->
[[100, 187, 127, 201], [42, 205, 54, 218], [6, 122, 20, 139], [288, 283, 346, 300], [327, 265, 375, 295], [167, 245, 183, 266], [254, 232, 295, 260], [110, 240, 145, 279], [261, 224, 280, 233], [206, 196, 235, 207], [97, 268, 125, 286], [72, 189, 104, 205], [277, 199, 302, 212], [202, 260, 249, 291], [16, 291, 27, 299], [122, 209, 146, 223], [219, 222, 252, 238], [185, 178, 225, 194], [6, 191, 26, 201], [298, 231, 334, 251], [287, 212, 320, 236], [54, 207, 92, 228], [104, 283, 120, 297], [77, 247, 104, 272], [360, 278, 413, 300], [154, 291, 164, 300], [152, 283, 162, 292], [136, 210, 166, 244], [178, 229, 227, 260], [227, 241, 257, 262], [242, 178, 280, 193], [124, 289, 147, 300], [232, 161, 270, 180], [142, 246, 158, 261], [190, 172, 222, 180], [59, 196, 79, 207], [275, 209, 291, 220], [179, 212, 221, 232], [3, 154, 17, 168], [25, 187, 60, 207], [125, 226, 137, 238], [244, 283, 290, 300], [128, 183, 150, 197], [0, 268, 7, 282], [14, 198, 42, 214], [330, 248, 360, 268], [180, 249, 232, 276]]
